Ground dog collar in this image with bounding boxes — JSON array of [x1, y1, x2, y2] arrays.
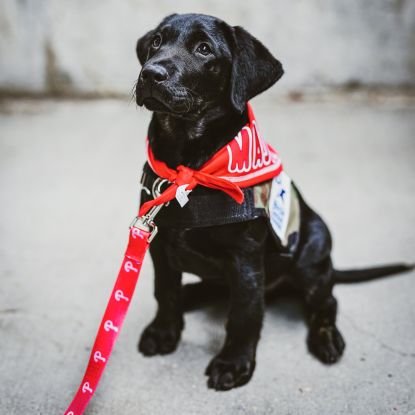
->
[[139, 102, 283, 216]]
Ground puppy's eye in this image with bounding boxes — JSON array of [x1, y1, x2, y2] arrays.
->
[[152, 35, 162, 49], [196, 43, 212, 56]]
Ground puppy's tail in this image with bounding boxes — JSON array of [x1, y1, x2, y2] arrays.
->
[[334, 263, 414, 283]]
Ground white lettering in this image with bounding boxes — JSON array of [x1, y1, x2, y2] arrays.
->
[[124, 260, 138, 273], [93, 350, 107, 364], [82, 382, 93, 394], [227, 122, 273, 174], [103, 320, 119, 333], [114, 289, 129, 303], [131, 228, 144, 239]]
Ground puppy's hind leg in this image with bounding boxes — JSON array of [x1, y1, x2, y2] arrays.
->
[[293, 206, 345, 363], [296, 258, 345, 364]]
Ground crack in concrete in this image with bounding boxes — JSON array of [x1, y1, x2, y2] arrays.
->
[[341, 312, 415, 358]]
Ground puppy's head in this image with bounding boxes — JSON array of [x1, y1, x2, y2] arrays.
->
[[135, 13, 283, 116]]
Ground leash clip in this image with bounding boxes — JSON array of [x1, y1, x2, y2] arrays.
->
[[130, 178, 168, 243], [130, 205, 161, 243]]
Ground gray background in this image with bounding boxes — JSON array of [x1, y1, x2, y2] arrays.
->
[[0, 0, 415, 96], [0, 1, 415, 414]]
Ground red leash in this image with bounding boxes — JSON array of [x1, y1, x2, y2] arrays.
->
[[64, 209, 160, 415]]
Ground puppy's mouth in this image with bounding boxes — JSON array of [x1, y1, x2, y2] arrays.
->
[[142, 97, 171, 112], [136, 82, 195, 115]]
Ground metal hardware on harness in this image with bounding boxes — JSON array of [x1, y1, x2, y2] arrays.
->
[[151, 177, 168, 199], [130, 177, 169, 243]]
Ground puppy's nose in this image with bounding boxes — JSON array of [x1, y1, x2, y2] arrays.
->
[[141, 65, 169, 83]]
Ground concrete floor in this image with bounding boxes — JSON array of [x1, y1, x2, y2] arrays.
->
[[0, 95, 414, 415]]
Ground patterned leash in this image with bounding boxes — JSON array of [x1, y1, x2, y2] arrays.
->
[[63, 202, 162, 415]]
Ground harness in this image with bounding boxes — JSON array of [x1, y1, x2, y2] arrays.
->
[[139, 162, 301, 257]]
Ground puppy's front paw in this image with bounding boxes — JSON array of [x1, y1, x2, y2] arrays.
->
[[138, 318, 183, 356], [205, 352, 255, 391], [307, 324, 345, 364]]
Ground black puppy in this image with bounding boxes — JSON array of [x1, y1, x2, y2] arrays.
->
[[134, 13, 412, 391]]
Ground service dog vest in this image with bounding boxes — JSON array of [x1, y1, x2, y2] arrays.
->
[[139, 103, 301, 255]]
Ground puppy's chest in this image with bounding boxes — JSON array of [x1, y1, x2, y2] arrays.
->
[[164, 227, 229, 278]]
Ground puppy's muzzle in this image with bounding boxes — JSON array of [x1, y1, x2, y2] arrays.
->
[[140, 64, 169, 84], [136, 64, 170, 108], [136, 63, 193, 114]]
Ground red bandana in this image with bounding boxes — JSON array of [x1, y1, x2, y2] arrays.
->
[[139, 102, 283, 216]]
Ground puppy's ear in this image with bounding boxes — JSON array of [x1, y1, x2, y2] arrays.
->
[[230, 26, 284, 113], [136, 29, 155, 66]]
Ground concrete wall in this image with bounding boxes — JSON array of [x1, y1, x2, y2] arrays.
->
[[0, 0, 414, 96]]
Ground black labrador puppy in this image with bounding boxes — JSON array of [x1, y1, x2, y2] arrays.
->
[[134, 13, 412, 391]]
